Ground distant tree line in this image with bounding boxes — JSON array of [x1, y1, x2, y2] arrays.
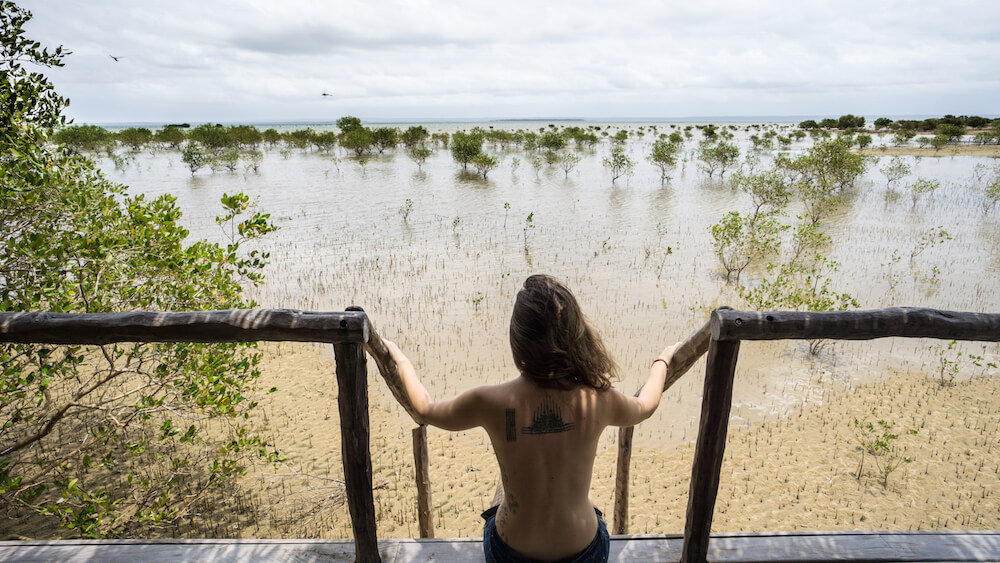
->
[[796, 114, 1000, 147]]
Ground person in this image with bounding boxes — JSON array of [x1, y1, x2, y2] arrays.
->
[[384, 274, 680, 563]]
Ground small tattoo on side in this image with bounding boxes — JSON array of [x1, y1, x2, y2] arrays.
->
[[505, 408, 516, 441]]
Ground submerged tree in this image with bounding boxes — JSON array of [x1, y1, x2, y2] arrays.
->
[[647, 139, 680, 182], [603, 145, 634, 183], [697, 140, 739, 179], [0, 2, 281, 537], [450, 131, 483, 169]]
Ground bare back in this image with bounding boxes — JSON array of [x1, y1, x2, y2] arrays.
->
[[478, 376, 615, 560]]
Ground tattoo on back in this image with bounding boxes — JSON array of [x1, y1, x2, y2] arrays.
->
[[505, 408, 516, 442], [522, 395, 574, 435]]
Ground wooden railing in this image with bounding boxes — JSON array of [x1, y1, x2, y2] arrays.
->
[[2, 306, 999, 563]]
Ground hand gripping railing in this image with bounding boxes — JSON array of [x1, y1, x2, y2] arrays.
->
[[5, 306, 999, 563]]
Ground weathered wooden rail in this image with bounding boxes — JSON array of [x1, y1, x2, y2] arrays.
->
[[2, 306, 999, 563]]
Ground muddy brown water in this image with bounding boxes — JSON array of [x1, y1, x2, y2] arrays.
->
[[97, 122, 1000, 536]]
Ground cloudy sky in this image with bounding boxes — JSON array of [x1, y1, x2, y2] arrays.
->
[[24, 0, 1000, 124]]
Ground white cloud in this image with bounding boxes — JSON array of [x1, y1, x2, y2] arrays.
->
[[23, 0, 1000, 122]]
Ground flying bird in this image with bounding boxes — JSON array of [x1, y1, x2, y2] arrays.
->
[[322, 92, 333, 97], [108, 55, 120, 62]]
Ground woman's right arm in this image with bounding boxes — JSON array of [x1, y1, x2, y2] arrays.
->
[[385, 340, 486, 431], [606, 342, 680, 427]]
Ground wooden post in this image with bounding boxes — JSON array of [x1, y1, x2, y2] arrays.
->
[[412, 425, 434, 538], [334, 341, 380, 563], [612, 314, 719, 535], [681, 337, 740, 563], [613, 425, 634, 534]]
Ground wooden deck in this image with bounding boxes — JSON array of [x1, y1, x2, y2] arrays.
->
[[2, 531, 1000, 562]]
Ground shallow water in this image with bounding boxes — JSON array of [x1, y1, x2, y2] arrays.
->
[[101, 123, 1000, 452]]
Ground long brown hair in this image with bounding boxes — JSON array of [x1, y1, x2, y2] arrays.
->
[[509, 274, 617, 390]]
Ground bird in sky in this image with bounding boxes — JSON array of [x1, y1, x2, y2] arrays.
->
[[108, 54, 121, 62], [322, 92, 333, 96]]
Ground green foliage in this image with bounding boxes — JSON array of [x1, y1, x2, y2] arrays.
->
[[853, 408, 917, 487], [930, 340, 961, 387], [873, 117, 893, 129], [935, 123, 965, 141], [335, 115, 363, 134], [450, 131, 483, 169], [709, 211, 784, 283], [188, 124, 230, 151], [647, 139, 680, 182], [1, 6, 281, 536], [739, 256, 858, 354], [837, 114, 865, 129], [180, 142, 209, 175], [470, 152, 499, 179], [0, 1, 67, 131], [538, 130, 565, 151], [788, 220, 831, 266], [982, 170, 1000, 214], [880, 156, 911, 190], [602, 145, 634, 183], [908, 177, 940, 206], [732, 170, 790, 218], [523, 212, 535, 250], [340, 127, 373, 157], [370, 127, 398, 153], [775, 138, 869, 223], [929, 134, 950, 150], [431, 131, 450, 148], [855, 134, 873, 149], [401, 125, 429, 148], [398, 198, 414, 222], [910, 225, 951, 261], [406, 145, 432, 170], [556, 151, 581, 178], [892, 129, 916, 146], [697, 140, 739, 179], [212, 149, 241, 173], [798, 120, 819, 130], [262, 128, 282, 147], [154, 125, 187, 149], [52, 125, 112, 152]]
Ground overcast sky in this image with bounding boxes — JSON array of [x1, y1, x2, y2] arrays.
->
[[24, 0, 1000, 124]]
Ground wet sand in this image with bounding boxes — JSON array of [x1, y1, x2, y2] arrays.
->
[[243, 342, 1000, 538]]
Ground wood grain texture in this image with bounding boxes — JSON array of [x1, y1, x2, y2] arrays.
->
[[682, 338, 740, 563], [0, 310, 368, 345], [713, 307, 1000, 343], [613, 425, 634, 535], [412, 426, 434, 539], [334, 342, 380, 563]]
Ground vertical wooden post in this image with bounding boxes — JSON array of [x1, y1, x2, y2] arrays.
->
[[681, 338, 740, 563], [334, 341, 381, 563], [613, 425, 634, 534], [412, 425, 434, 538]]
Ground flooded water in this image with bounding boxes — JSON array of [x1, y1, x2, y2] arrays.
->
[[100, 122, 1000, 453]]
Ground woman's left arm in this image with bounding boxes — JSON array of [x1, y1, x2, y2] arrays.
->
[[385, 340, 485, 431]]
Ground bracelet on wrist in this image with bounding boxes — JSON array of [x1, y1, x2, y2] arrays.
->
[[651, 358, 669, 370]]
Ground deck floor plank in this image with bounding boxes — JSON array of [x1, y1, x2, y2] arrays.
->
[[2, 532, 1000, 562]]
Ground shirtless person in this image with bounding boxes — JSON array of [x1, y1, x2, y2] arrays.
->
[[385, 274, 680, 562]]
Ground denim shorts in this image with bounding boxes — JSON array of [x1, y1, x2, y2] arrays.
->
[[481, 505, 610, 563]]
